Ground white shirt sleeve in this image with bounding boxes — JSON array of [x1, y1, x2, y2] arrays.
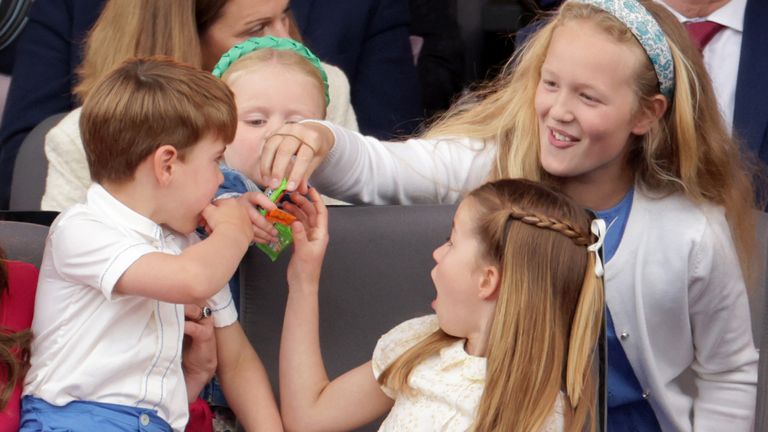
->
[[50, 214, 157, 301], [306, 121, 494, 205], [208, 284, 238, 328]]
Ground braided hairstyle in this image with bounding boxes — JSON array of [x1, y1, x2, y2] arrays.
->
[[379, 179, 603, 431], [0, 246, 32, 411]]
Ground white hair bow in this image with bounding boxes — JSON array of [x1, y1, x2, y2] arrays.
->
[[587, 218, 606, 277]]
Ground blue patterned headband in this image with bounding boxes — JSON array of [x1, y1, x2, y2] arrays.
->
[[212, 36, 330, 106], [569, 0, 674, 99]]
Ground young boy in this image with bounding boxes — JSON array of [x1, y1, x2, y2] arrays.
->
[[20, 57, 281, 431]]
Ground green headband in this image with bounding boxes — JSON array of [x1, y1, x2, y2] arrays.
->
[[212, 36, 330, 106]]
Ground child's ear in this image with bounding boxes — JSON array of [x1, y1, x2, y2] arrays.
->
[[478, 264, 501, 301], [632, 94, 668, 135], [153, 145, 179, 186]]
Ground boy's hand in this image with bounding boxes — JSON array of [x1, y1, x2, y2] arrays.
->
[[237, 192, 279, 244], [201, 198, 253, 244], [286, 188, 328, 291]]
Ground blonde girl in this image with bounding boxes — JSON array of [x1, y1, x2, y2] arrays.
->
[[280, 179, 604, 431], [261, 0, 761, 429], [211, 36, 328, 200]]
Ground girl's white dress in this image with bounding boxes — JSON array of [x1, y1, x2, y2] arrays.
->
[[372, 315, 564, 431]]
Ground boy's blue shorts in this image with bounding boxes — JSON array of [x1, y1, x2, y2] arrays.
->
[[19, 396, 172, 432]]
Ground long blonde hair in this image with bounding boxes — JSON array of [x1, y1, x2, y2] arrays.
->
[[379, 179, 604, 431], [74, 0, 204, 102], [425, 0, 760, 280]]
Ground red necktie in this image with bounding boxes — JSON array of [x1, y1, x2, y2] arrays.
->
[[684, 21, 725, 51]]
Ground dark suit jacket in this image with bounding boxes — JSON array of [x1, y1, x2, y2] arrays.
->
[[0, 0, 103, 209], [733, 0, 768, 166], [291, 0, 423, 139]]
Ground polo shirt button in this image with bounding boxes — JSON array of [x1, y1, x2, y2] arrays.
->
[[140, 413, 150, 426], [642, 390, 651, 399], [620, 331, 629, 340]]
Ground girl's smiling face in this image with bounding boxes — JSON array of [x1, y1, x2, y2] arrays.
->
[[535, 20, 654, 187], [222, 64, 326, 182]]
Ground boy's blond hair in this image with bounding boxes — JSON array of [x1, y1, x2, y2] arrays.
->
[[80, 56, 237, 184]]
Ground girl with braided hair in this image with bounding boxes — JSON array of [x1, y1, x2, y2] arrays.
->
[[279, 179, 604, 431], [260, 0, 761, 429]]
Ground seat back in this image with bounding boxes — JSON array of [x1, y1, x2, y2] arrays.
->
[[10, 112, 67, 210], [754, 211, 768, 430], [0, 219, 50, 267], [239, 204, 607, 431]]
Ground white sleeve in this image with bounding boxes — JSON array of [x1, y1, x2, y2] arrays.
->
[[689, 211, 758, 430], [306, 120, 494, 205], [207, 284, 238, 328], [371, 315, 440, 398], [41, 108, 91, 212], [50, 213, 157, 301]]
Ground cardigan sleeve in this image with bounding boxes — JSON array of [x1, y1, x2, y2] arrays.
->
[[687, 210, 758, 430], [308, 121, 493, 205], [41, 108, 90, 212]]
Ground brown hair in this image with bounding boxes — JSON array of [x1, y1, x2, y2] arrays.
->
[[379, 179, 604, 431], [80, 56, 237, 184], [0, 247, 32, 411], [425, 0, 761, 281]]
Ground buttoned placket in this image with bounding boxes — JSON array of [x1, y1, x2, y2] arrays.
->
[[136, 228, 184, 413]]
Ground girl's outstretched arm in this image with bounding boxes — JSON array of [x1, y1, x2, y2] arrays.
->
[[279, 189, 394, 432], [216, 321, 284, 431]]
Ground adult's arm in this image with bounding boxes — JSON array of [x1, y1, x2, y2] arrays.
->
[[689, 211, 759, 429], [0, 0, 102, 208]]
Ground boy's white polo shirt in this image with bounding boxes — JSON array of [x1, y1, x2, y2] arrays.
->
[[23, 184, 237, 431]]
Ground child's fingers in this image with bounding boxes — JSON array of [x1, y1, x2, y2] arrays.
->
[[241, 191, 277, 211], [262, 135, 301, 189], [289, 193, 318, 227], [290, 220, 307, 249], [245, 205, 279, 238], [288, 145, 316, 192], [308, 188, 328, 230], [200, 203, 218, 223], [283, 202, 310, 227], [297, 178, 310, 195], [251, 229, 277, 245]]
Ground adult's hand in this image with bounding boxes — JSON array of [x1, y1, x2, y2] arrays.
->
[[260, 122, 335, 194], [182, 303, 217, 402]]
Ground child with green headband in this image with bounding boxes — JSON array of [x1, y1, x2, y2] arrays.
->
[[212, 36, 329, 207], [259, 0, 762, 430], [211, 37, 336, 259]]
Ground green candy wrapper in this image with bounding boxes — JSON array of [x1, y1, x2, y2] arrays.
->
[[256, 179, 293, 261]]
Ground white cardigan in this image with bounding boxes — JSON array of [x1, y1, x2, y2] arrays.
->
[[310, 123, 758, 431], [40, 63, 357, 211]]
